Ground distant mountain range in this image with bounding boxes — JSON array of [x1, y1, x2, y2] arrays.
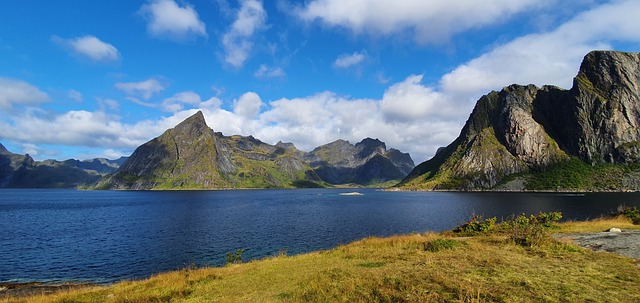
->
[[0, 143, 126, 188], [398, 50, 640, 191], [95, 111, 414, 189]]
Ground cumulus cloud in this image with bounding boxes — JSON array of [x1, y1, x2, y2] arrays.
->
[[0, 78, 49, 110], [380, 75, 452, 122], [294, 0, 542, 43], [333, 51, 367, 69], [162, 91, 222, 112], [140, 0, 207, 41], [254, 64, 285, 78], [115, 79, 166, 100], [222, 0, 267, 68], [53, 35, 120, 62], [439, 0, 640, 105], [233, 92, 263, 118]]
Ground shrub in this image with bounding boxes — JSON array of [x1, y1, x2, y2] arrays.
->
[[424, 239, 463, 252], [453, 215, 497, 236], [505, 212, 562, 247], [226, 249, 245, 265], [614, 205, 640, 225]]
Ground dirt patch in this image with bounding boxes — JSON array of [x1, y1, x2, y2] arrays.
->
[[555, 230, 640, 261]]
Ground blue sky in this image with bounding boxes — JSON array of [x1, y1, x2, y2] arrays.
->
[[1, 0, 639, 163]]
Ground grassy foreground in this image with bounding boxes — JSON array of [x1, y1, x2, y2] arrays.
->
[[4, 217, 640, 303]]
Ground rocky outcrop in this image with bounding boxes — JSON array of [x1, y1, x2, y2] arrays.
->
[[0, 143, 124, 188], [306, 138, 414, 185], [400, 50, 640, 190]]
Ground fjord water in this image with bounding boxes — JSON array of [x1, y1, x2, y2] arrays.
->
[[1, 189, 639, 284]]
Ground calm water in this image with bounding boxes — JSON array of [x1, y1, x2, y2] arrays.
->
[[1, 188, 640, 284]]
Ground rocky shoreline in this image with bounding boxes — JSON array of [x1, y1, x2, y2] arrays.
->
[[555, 230, 640, 262]]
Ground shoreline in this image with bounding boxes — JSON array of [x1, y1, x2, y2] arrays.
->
[[0, 281, 98, 298]]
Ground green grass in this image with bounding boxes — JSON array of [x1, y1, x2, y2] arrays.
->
[[7, 216, 640, 303]]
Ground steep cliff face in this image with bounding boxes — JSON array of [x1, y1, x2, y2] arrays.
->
[[99, 111, 323, 189], [400, 50, 640, 190], [306, 138, 414, 185], [566, 51, 640, 164]]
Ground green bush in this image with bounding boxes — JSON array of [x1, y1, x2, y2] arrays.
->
[[423, 239, 463, 252], [505, 212, 562, 247], [614, 206, 640, 225], [453, 215, 497, 236]]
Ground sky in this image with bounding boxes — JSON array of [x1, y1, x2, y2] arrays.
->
[[1, 0, 639, 164]]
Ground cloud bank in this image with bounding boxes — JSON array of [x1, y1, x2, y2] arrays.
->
[[295, 0, 542, 43]]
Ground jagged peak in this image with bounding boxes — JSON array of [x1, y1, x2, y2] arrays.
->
[[173, 110, 211, 135], [355, 138, 386, 150], [0, 143, 8, 154]]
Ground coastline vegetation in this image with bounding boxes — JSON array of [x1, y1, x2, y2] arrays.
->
[[4, 212, 640, 303]]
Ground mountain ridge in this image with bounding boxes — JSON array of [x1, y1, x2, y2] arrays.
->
[[399, 50, 640, 191], [0, 146, 125, 188], [96, 112, 414, 190]]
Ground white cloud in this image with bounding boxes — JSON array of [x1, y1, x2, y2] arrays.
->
[[54, 35, 120, 62], [0, 78, 49, 110], [140, 0, 207, 41], [333, 51, 366, 69], [380, 75, 452, 122], [162, 91, 222, 112], [440, 0, 640, 105], [295, 0, 542, 43], [222, 0, 267, 67], [254, 64, 285, 78], [115, 79, 166, 100], [233, 92, 263, 118]]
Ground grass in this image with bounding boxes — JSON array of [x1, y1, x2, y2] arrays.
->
[[4, 216, 640, 303]]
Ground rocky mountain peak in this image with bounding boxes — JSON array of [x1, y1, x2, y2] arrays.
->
[[0, 143, 8, 154], [576, 50, 640, 95], [400, 50, 640, 190], [355, 138, 387, 158], [173, 110, 210, 138]]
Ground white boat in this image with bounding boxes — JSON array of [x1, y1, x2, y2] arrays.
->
[[339, 192, 364, 196]]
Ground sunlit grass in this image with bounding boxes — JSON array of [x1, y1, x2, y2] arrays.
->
[[4, 217, 640, 303]]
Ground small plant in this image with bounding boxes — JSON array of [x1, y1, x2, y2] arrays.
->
[[614, 205, 640, 224], [226, 249, 245, 265], [453, 215, 497, 236], [506, 212, 562, 247], [424, 239, 462, 252]]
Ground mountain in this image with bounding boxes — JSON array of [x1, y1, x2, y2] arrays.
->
[[0, 143, 125, 188], [97, 111, 414, 190], [305, 138, 414, 185], [97, 111, 324, 189], [399, 50, 640, 191]]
